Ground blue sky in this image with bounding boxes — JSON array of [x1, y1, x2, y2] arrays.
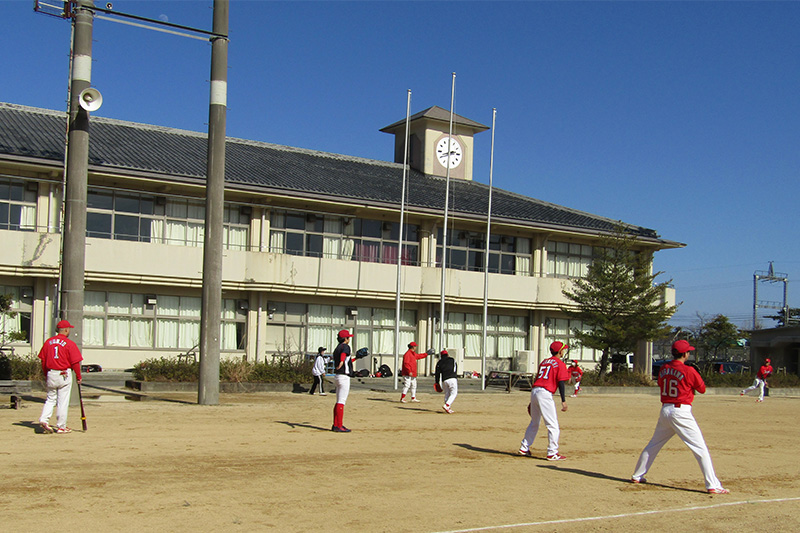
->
[[5, 0, 800, 330]]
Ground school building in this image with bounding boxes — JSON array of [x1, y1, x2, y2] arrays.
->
[[0, 102, 680, 375]]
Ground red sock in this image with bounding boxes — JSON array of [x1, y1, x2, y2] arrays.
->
[[334, 403, 344, 427]]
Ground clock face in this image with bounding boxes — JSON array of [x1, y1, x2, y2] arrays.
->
[[436, 136, 463, 169]]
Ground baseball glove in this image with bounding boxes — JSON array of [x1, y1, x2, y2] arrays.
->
[[426, 348, 435, 356], [354, 347, 369, 360], [434, 383, 443, 393]]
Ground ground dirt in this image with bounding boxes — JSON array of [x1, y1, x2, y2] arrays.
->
[[2, 388, 798, 532]]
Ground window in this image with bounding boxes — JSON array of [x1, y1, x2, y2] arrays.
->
[[433, 312, 526, 359], [269, 210, 419, 265], [0, 285, 32, 344], [546, 241, 593, 278], [545, 317, 601, 363], [436, 230, 531, 276], [265, 302, 416, 357], [83, 291, 245, 351], [0, 177, 36, 232], [86, 189, 250, 250]]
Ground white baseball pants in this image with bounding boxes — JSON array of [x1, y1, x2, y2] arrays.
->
[[443, 378, 458, 407], [520, 387, 560, 456], [39, 369, 73, 429], [401, 376, 417, 398], [632, 404, 723, 490], [334, 374, 351, 405], [742, 378, 766, 401]]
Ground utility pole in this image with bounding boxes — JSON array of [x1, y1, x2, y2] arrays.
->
[[198, 0, 229, 405], [61, 0, 94, 355]]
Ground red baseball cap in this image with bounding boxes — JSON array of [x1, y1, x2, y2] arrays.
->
[[671, 339, 695, 354], [56, 320, 75, 329], [409, 341, 417, 347], [550, 341, 569, 354], [766, 358, 771, 363], [337, 329, 352, 338], [440, 349, 448, 355]]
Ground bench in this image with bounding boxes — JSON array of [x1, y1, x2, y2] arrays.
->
[[484, 371, 534, 393], [0, 380, 33, 409]]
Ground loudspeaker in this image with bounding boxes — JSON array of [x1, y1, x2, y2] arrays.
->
[[78, 88, 103, 112]]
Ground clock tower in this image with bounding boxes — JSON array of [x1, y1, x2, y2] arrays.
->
[[380, 106, 489, 180]]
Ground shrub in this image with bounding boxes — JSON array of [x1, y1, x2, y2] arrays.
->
[[132, 357, 199, 382], [2, 353, 43, 380], [581, 368, 655, 387], [132, 355, 313, 383]]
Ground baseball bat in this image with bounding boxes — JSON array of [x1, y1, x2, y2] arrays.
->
[[77, 382, 88, 431]]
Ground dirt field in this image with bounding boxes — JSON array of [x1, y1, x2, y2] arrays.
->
[[2, 387, 798, 532]]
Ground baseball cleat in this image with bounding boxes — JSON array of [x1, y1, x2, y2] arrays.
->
[[570, 394, 577, 398], [707, 488, 730, 494], [55, 427, 72, 434], [410, 398, 420, 403], [400, 398, 407, 403], [319, 393, 327, 396], [546, 453, 566, 461], [442, 405, 453, 414], [630, 477, 646, 484], [740, 391, 745, 396], [518, 449, 531, 457], [40, 422, 54, 434], [331, 426, 351, 433], [756, 399, 763, 402]]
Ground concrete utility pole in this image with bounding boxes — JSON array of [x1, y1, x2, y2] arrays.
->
[[198, 0, 229, 405], [61, 0, 94, 352]]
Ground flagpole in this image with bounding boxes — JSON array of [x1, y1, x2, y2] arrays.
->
[[394, 89, 411, 390], [439, 72, 456, 353], [481, 108, 496, 391]]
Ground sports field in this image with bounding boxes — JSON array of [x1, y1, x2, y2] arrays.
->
[[2, 389, 798, 532]]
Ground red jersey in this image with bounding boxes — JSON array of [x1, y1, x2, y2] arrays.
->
[[533, 356, 569, 394], [401, 349, 428, 377], [569, 365, 583, 380], [657, 359, 704, 405], [38, 334, 83, 380], [757, 365, 773, 380]]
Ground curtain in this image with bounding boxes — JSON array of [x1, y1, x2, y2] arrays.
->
[[270, 231, 285, 253], [150, 218, 165, 244], [178, 320, 200, 348], [84, 291, 105, 313], [372, 329, 393, 354], [82, 317, 104, 346], [342, 220, 355, 260], [225, 226, 248, 250], [220, 322, 237, 350], [130, 318, 153, 347], [515, 238, 531, 276], [19, 205, 36, 230], [107, 317, 130, 346], [108, 292, 130, 313], [156, 319, 178, 348], [465, 332, 481, 357], [323, 218, 342, 259], [187, 222, 204, 247]]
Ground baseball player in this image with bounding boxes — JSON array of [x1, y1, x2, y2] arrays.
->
[[332, 330, 355, 432], [631, 340, 729, 494], [569, 360, 583, 397], [519, 341, 570, 460], [741, 357, 773, 402], [38, 320, 83, 434], [434, 350, 458, 413], [400, 341, 429, 403], [309, 346, 327, 396]]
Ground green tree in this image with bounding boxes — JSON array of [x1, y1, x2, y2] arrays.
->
[[693, 314, 740, 363], [0, 293, 27, 347], [561, 227, 677, 377]]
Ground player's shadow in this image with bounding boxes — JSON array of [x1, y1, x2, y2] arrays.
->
[[13, 421, 49, 433], [453, 442, 531, 458], [366, 398, 433, 412], [537, 465, 707, 494], [276, 420, 330, 432]]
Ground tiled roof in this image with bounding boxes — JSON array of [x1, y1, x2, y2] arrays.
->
[[0, 103, 675, 244], [380, 105, 490, 133]]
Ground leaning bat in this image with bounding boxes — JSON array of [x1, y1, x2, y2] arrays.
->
[[77, 382, 88, 431]]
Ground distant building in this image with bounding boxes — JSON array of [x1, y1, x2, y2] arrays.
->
[[0, 102, 680, 373], [749, 326, 800, 375]]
